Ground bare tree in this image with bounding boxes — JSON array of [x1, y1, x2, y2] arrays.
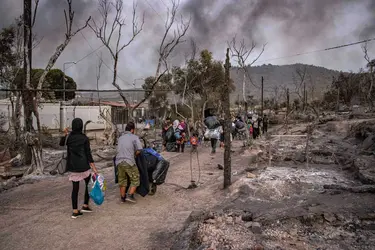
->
[[89, 0, 144, 106], [292, 65, 307, 110], [228, 36, 266, 112], [96, 56, 118, 145], [131, 0, 191, 114], [362, 42, 375, 108], [24, 0, 91, 174]]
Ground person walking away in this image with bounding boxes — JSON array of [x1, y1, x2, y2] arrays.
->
[[60, 118, 98, 219], [165, 120, 177, 152], [247, 115, 253, 138], [162, 117, 171, 151], [258, 117, 263, 137], [253, 116, 259, 139], [204, 112, 221, 154], [263, 114, 269, 134], [115, 122, 143, 203], [234, 115, 246, 139]]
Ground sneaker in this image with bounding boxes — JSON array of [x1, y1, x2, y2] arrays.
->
[[125, 194, 136, 203], [71, 211, 83, 219], [121, 196, 126, 203], [81, 206, 93, 213]]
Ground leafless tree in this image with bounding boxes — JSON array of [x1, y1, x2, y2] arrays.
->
[[96, 56, 118, 145], [24, 0, 91, 174], [89, 0, 144, 106], [228, 36, 266, 111], [131, 0, 191, 115], [292, 65, 308, 110], [362, 42, 375, 108]]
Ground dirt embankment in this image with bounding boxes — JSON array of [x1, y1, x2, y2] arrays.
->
[[171, 117, 375, 250]]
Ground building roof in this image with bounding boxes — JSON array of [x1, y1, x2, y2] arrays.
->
[[90, 101, 147, 108]]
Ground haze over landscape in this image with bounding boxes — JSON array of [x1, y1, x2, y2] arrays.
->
[[1, 0, 374, 92]]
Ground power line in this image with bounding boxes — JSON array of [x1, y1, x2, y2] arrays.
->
[[144, 0, 164, 20], [241, 37, 375, 89], [0, 88, 153, 93], [72, 27, 134, 87], [256, 37, 375, 64]]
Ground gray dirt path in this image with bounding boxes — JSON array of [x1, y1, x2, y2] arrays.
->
[[0, 145, 235, 250]]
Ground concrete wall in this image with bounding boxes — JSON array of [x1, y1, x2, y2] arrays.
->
[[0, 101, 112, 131]]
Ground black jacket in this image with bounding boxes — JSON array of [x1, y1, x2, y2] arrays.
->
[[59, 118, 94, 173]]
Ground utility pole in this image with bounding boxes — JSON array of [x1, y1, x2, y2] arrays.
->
[[286, 88, 290, 114], [60, 62, 75, 131], [223, 48, 232, 188], [286, 88, 290, 134], [303, 81, 306, 111], [261, 76, 264, 116]]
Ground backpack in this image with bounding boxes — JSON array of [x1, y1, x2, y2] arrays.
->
[[57, 134, 70, 174]]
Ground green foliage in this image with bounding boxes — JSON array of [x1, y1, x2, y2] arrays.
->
[[173, 49, 235, 110], [14, 68, 77, 100], [0, 25, 18, 86], [142, 73, 172, 118]]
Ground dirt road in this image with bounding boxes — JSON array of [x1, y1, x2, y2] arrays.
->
[[0, 145, 234, 250]]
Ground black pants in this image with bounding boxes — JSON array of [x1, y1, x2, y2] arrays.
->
[[263, 125, 268, 134], [211, 138, 218, 153], [72, 174, 91, 210], [253, 128, 259, 139], [176, 143, 185, 152]]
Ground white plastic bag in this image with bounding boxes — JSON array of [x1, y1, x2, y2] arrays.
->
[[204, 128, 220, 139], [91, 173, 107, 193]]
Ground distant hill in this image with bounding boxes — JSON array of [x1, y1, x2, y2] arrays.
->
[[230, 63, 342, 102]]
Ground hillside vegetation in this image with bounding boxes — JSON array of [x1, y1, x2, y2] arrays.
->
[[230, 63, 342, 102]]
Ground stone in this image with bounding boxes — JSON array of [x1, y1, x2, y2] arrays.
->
[[362, 134, 375, 150], [251, 222, 262, 234], [226, 216, 233, 223], [247, 172, 257, 178], [217, 164, 224, 170], [241, 212, 253, 222], [324, 213, 336, 223], [235, 216, 243, 224], [245, 222, 253, 228], [202, 236, 209, 242], [252, 244, 264, 250], [294, 152, 306, 163]]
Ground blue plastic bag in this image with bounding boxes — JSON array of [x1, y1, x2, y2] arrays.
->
[[90, 180, 104, 205]]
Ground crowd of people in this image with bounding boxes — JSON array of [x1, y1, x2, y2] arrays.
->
[[159, 111, 270, 155], [61, 112, 269, 219]]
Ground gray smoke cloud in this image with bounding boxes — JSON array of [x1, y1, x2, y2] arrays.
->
[[182, 0, 375, 60], [1, 0, 375, 92]]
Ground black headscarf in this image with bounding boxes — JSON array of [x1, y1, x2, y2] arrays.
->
[[71, 118, 83, 134]]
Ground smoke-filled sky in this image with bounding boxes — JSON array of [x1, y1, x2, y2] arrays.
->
[[1, 0, 375, 90]]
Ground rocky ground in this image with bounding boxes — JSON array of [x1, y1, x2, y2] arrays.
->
[[171, 116, 375, 250], [2, 116, 375, 250], [0, 139, 249, 250]]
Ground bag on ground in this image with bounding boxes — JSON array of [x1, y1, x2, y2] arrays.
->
[[90, 180, 104, 205], [152, 159, 170, 185]]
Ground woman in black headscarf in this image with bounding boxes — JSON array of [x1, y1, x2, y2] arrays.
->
[[60, 118, 98, 219]]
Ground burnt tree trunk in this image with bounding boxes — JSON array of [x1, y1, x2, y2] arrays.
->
[[23, 0, 33, 164], [223, 48, 232, 188]]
